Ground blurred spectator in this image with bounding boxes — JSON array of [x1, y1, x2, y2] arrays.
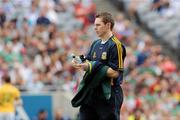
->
[[74, 0, 96, 30], [0, 8, 6, 27], [37, 109, 48, 120], [114, 13, 125, 39], [0, 74, 21, 120], [25, 1, 39, 27], [151, 0, 180, 17], [126, 0, 146, 18], [54, 109, 72, 120], [36, 7, 51, 26], [151, 0, 170, 13]]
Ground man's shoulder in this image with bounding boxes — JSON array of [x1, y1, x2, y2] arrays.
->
[[93, 39, 101, 43], [0, 84, 20, 93], [109, 36, 126, 49], [107, 37, 120, 49], [110, 36, 122, 45], [7, 84, 20, 92], [91, 39, 101, 46]]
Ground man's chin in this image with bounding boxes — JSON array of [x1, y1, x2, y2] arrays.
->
[[96, 34, 101, 37]]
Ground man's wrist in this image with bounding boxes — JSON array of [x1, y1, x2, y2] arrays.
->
[[81, 62, 89, 71]]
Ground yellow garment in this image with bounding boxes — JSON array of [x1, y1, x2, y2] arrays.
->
[[173, 92, 180, 101], [128, 114, 145, 120], [0, 83, 20, 112], [128, 115, 135, 120]]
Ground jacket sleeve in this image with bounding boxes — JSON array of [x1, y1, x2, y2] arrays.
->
[[108, 43, 123, 71]]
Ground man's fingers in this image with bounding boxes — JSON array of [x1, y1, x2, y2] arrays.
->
[[71, 61, 82, 69], [72, 59, 78, 64]]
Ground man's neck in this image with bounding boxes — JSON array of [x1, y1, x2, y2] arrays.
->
[[101, 32, 113, 42]]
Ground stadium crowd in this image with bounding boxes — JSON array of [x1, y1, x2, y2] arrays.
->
[[0, 0, 179, 120]]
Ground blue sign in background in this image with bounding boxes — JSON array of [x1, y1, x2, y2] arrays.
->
[[21, 95, 53, 120]]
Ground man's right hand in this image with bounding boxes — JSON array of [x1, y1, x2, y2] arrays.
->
[[71, 59, 89, 71], [71, 59, 82, 69]]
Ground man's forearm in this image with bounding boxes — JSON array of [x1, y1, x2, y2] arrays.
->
[[106, 67, 119, 78], [75, 61, 119, 78], [82, 62, 119, 78]]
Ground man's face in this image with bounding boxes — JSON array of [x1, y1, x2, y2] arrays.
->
[[94, 18, 109, 38]]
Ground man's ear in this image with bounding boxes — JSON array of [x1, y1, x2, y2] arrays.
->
[[106, 22, 111, 29]]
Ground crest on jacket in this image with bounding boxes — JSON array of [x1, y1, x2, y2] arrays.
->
[[101, 52, 107, 60], [93, 52, 96, 59]]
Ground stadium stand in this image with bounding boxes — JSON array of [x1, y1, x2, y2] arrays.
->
[[117, 0, 180, 61], [0, 0, 179, 119]]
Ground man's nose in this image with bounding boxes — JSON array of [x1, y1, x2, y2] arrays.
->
[[94, 27, 97, 30]]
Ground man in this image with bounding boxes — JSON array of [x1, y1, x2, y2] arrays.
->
[[37, 109, 48, 120], [0, 74, 21, 120], [72, 12, 126, 120]]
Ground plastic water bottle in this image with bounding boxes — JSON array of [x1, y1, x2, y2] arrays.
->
[[72, 54, 82, 64]]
